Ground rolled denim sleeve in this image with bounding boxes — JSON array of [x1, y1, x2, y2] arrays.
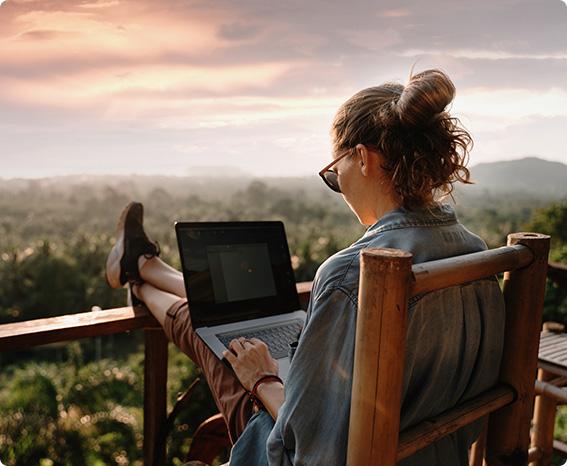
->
[[267, 286, 358, 466]]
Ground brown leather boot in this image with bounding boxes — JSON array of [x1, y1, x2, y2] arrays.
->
[[105, 201, 160, 289]]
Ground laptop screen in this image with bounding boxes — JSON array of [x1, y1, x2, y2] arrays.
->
[[175, 221, 301, 327]]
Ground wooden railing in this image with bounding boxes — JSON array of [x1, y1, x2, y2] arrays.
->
[[532, 260, 567, 465], [0, 282, 313, 465]]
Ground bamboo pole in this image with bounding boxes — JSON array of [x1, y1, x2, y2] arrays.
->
[[347, 248, 413, 466], [470, 417, 488, 466], [531, 370, 559, 466], [535, 380, 567, 404], [411, 244, 533, 296], [534, 380, 567, 403], [398, 385, 514, 461], [144, 328, 169, 466], [485, 233, 551, 466], [528, 447, 543, 463], [547, 376, 567, 387]]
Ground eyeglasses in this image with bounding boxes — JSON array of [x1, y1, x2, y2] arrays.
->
[[318, 148, 353, 193]]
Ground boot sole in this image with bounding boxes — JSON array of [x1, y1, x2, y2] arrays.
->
[[105, 202, 135, 289]]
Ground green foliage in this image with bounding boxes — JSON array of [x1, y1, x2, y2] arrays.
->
[[542, 280, 567, 324], [0, 365, 89, 466], [0, 179, 364, 325], [4, 370, 59, 419], [455, 190, 545, 249], [165, 347, 220, 463], [524, 201, 567, 325], [64, 361, 142, 412], [0, 235, 125, 324], [527, 202, 567, 246]]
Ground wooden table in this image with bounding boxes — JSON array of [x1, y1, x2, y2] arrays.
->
[[539, 331, 567, 378], [533, 331, 567, 465]]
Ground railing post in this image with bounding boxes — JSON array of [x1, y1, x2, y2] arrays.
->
[[486, 233, 551, 466], [144, 327, 168, 466], [531, 369, 557, 466], [347, 248, 413, 466], [470, 417, 488, 466]]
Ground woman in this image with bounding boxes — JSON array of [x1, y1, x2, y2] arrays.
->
[[105, 69, 504, 466]]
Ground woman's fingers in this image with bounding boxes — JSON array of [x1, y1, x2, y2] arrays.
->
[[229, 339, 245, 355], [228, 337, 273, 360], [223, 348, 236, 365], [229, 338, 256, 355], [224, 337, 279, 390], [249, 338, 271, 355]]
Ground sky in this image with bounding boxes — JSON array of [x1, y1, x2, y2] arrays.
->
[[1, 0, 567, 178]]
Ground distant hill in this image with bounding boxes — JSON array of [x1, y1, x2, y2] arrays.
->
[[462, 157, 567, 198], [1, 156, 566, 201]]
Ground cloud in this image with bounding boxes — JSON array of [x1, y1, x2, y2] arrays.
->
[[217, 22, 260, 41], [0, 0, 566, 178], [3, 0, 565, 88], [77, 0, 120, 9], [467, 115, 567, 165], [380, 8, 411, 18], [0, 62, 299, 109], [454, 57, 567, 91], [16, 28, 73, 40]]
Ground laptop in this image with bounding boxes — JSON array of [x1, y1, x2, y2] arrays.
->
[[175, 221, 307, 381]]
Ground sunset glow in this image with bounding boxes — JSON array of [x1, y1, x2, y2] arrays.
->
[[1, 0, 567, 177]]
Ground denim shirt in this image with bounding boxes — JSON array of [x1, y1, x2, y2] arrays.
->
[[229, 203, 505, 466]]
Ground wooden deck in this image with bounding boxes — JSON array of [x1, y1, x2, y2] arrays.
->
[[539, 331, 567, 377]]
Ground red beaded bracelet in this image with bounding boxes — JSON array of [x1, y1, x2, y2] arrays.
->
[[249, 374, 284, 410]]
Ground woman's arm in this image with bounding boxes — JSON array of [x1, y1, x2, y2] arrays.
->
[[267, 287, 358, 465], [223, 337, 284, 420], [256, 379, 284, 420]]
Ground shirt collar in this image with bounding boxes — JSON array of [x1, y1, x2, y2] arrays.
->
[[364, 202, 457, 236]]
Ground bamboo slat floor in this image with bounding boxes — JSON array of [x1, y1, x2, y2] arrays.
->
[[539, 331, 567, 377]]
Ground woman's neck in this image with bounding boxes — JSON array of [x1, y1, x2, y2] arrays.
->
[[374, 196, 402, 221]]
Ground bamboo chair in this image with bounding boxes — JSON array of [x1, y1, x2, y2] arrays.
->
[[347, 232, 550, 466]]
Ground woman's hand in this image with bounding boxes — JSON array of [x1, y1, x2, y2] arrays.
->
[[223, 337, 279, 391]]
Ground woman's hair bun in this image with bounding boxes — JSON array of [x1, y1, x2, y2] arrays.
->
[[395, 69, 455, 128], [332, 68, 472, 209]]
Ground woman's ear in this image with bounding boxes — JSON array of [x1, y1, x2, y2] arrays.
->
[[356, 144, 372, 177]]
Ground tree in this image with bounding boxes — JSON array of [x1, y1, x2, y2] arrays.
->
[[525, 201, 567, 324]]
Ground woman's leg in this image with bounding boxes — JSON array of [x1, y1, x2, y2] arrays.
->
[[138, 256, 186, 298], [134, 282, 254, 442], [106, 202, 253, 440], [134, 281, 181, 326]]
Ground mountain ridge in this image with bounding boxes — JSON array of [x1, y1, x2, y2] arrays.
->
[[464, 156, 567, 197], [1, 156, 566, 199]]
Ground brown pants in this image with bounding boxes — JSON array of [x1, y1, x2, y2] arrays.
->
[[163, 298, 254, 443]]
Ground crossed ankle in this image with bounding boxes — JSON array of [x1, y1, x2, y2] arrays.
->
[[137, 255, 153, 277], [131, 282, 143, 300]]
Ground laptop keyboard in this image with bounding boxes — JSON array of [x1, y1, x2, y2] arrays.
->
[[217, 319, 304, 359]]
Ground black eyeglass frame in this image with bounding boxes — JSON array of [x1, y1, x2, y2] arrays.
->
[[318, 148, 353, 193]]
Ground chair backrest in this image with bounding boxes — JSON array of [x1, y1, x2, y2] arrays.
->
[[346, 232, 550, 466]]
